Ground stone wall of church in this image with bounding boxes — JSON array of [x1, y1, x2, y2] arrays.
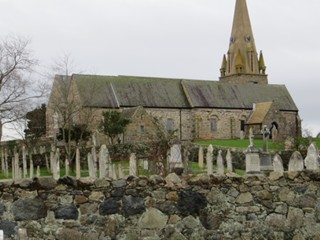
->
[[192, 109, 251, 140], [146, 109, 193, 141]]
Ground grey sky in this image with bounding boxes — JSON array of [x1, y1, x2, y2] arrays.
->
[[1, 0, 320, 138]]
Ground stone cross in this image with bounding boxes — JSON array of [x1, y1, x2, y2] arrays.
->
[[206, 145, 214, 175], [216, 150, 224, 175], [261, 125, 270, 152], [198, 146, 204, 169], [129, 153, 137, 176], [288, 151, 304, 172], [249, 127, 254, 147], [273, 154, 284, 174], [226, 149, 233, 172], [304, 143, 319, 170]]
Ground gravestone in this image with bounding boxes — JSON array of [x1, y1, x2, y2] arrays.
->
[[198, 146, 204, 169], [0, 230, 3, 240], [76, 148, 81, 179], [216, 150, 224, 175], [169, 144, 183, 171], [288, 151, 304, 172], [226, 149, 233, 172], [129, 153, 137, 176], [99, 145, 110, 179], [304, 143, 319, 170], [206, 145, 213, 175], [22, 146, 27, 178], [18, 228, 27, 240], [260, 152, 273, 173], [143, 160, 149, 170], [273, 154, 284, 174], [240, 130, 245, 140], [261, 125, 270, 152], [53, 148, 60, 180], [65, 159, 69, 176], [36, 166, 40, 178], [87, 152, 96, 179], [245, 145, 260, 174]]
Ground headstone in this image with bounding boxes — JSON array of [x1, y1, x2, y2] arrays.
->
[[50, 144, 55, 173], [65, 159, 69, 176], [273, 154, 284, 174], [245, 145, 260, 174], [118, 164, 125, 179], [112, 164, 118, 179], [0, 230, 3, 240], [22, 146, 27, 178], [99, 144, 109, 179], [240, 130, 245, 140], [87, 152, 96, 179], [18, 228, 28, 240], [260, 152, 273, 173], [272, 127, 278, 143], [198, 146, 204, 169], [288, 151, 304, 172], [91, 146, 98, 172], [304, 143, 319, 170], [14, 152, 20, 180], [143, 160, 149, 170], [36, 165, 40, 178], [129, 153, 137, 176], [216, 150, 224, 175], [168, 144, 183, 171], [226, 149, 233, 172], [4, 149, 9, 178], [53, 148, 60, 180], [76, 148, 81, 179], [261, 125, 270, 152], [206, 145, 213, 175], [1, 150, 5, 173], [30, 157, 34, 179]]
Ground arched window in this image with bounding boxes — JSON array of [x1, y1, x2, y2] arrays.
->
[[210, 118, 217, 132]]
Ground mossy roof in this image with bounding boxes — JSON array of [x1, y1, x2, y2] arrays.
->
[[247, 102, 273, 124], [71, 74, 298, 111], [73, 74, 189, 108], [182, 80, 298, 111]]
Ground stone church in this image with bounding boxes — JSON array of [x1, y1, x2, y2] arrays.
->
[[46, 0, 301, 143]]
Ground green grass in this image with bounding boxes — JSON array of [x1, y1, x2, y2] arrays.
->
[[195, 139, 284, 151]]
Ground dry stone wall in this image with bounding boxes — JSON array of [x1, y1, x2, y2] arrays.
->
[[1, 171, 320, 239]]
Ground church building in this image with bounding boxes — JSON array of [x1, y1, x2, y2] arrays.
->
[[46, 0, 301, 143]]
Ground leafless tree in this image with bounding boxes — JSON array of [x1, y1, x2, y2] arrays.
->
[[0, 35, 46, 140], [47, 53, 99, 171]]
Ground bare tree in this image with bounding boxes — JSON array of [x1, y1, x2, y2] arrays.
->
[[0, 35, 46, 140], [47, 53, 98, 171]]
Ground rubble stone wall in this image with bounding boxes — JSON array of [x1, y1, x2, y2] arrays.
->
[[1, 171, 320, 240]]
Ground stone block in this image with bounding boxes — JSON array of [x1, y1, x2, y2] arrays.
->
[[13, 198, 47, 221], [54, 204, 79, 220], [236, 192, 253, 204], [138, 208, 168, 230]]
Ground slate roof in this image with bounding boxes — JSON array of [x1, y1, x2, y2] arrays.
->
[[182, 80, 298, 111], [73, 74, 189, 108], [71, 74, 298, 112]]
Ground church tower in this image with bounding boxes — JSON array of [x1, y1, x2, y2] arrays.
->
[[220, 0, 268, 84]]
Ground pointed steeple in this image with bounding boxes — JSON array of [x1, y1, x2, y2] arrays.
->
[[220, 0, 268, 84]]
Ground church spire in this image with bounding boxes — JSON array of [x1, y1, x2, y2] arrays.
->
[[220, 0, 268, 84]]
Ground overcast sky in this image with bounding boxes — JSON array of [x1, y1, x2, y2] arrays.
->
[[1, 0, 320, 139]]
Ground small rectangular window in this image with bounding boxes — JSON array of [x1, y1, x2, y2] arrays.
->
[[240, 120, 245, 131], [166, 119, 174, 132], [140, 125, 145, 133], [210, 119, 217, 132]]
